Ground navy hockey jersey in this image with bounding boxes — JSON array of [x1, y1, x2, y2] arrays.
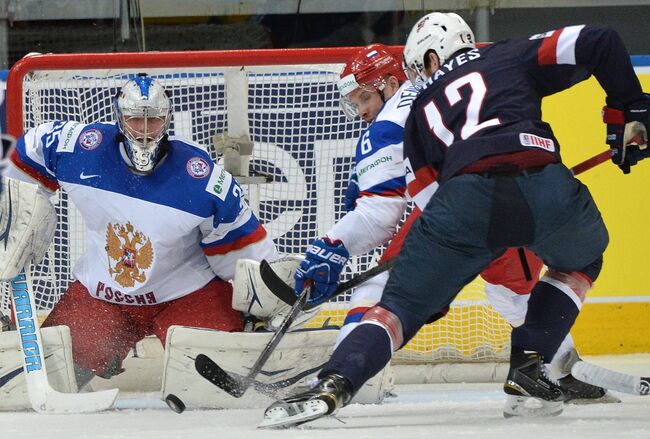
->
[[404, 25, 645, 186]]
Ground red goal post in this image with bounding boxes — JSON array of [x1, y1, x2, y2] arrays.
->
[[2, 47, 512, 369]]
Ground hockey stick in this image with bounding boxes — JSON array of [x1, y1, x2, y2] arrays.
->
[[572, 361, 650, 396], [195, 281, 311, 398], [264, 258, 396, 311], [10, 268, 119, 413], [570, 149, 612, 176]]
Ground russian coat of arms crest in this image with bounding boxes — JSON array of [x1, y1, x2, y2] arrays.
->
[[105, 221, 154, 288]]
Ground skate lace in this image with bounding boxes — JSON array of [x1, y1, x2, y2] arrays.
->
[[541, 364, 561, 387]]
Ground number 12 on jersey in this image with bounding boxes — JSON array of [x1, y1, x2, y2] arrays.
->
[[423, 71, 501, 146]]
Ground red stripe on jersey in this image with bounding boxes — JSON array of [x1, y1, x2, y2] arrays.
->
[[203, 223, 268, 256], [407, 166, 438, 197], [358, 188, 405, 199], [10, 149, 60, 191], [538, 29, 562, 65], [347, 306, 371, 317]]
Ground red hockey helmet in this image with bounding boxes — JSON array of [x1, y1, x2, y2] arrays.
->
[[337, 44, 406, 119]]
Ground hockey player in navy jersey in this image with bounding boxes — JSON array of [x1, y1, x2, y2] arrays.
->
[[301, 44, 547, 345], [261, 13, 647, 427], [328, 43, 614, 405], [3, 74, 278, 386]]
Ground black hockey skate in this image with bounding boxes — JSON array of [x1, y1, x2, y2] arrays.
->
[[259, 374, 353, 429], [503, 351, 565, 418], [559, 373, 620, 404]]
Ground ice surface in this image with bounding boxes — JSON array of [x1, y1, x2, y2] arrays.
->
[[2, 354, 649, 439]]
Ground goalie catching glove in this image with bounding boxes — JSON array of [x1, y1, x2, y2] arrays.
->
[[603, 93, 650, 174], [295, 238, 349, 306]]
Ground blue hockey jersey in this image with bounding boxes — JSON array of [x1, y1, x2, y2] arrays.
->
[[7, 121, 277, 305]]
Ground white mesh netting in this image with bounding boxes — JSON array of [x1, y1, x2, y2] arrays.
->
[[0, 53, 512, 363]]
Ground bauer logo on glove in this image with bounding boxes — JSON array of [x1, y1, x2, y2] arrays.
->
[[295, 238, 350, 306]]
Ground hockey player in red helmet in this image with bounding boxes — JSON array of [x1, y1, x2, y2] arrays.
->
[[337, 43, 407, 123]]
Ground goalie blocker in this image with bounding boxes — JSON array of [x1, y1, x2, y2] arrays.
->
[[0, 175, 57, 281], [231, 257, 321, 330]]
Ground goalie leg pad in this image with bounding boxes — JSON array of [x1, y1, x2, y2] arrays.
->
[[161, 325, 339, 409], [0, 325, 77, 410]]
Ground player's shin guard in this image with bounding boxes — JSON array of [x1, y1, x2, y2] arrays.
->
[[319, 322, 393, 392], [510, 277, 582, 361]]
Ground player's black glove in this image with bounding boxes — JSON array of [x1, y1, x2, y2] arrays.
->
[[604, 94, 650, 174]]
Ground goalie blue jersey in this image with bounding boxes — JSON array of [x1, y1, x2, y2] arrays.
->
[[8, 121, 277, 305]]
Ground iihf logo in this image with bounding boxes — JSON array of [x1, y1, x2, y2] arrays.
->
[[79, 129, 103, 150], [186, 157, 210, 178]]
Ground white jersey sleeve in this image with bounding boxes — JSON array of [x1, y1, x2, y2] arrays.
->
[[327, 83, 417, 255]]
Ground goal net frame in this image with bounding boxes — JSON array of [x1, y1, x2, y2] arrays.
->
[[2, 47, 512, 368]]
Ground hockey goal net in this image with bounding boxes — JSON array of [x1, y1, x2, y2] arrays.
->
[[1, 48, 511, 366]]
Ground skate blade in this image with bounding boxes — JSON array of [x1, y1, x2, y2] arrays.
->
[[503, 395, 563, 418], [258, 399, 329, 429], [565, 392, 621, 405]]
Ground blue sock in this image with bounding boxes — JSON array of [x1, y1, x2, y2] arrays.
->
[[318, 323, 392, 392], [511, 280, 580, 362]]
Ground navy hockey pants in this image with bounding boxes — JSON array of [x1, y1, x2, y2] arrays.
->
[[380, 163, 608, 343]]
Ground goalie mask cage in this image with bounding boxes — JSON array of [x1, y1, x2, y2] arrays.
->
[[1, 48, 511, 367]]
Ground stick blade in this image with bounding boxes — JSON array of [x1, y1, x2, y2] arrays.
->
[[571, 361, 650, 396], [195, 353, 246, 398], [29, 380, 118, 414], [259, 259, 296, 306]]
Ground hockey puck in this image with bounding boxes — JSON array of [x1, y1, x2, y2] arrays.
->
[[164, 393, 186, 414]]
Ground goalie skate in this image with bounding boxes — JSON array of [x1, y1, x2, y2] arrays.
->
[[503, 351, 565, 418], [259, 374, 352, 429]]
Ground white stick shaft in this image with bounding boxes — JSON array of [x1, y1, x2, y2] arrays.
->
[[572, 361, 650, 396]]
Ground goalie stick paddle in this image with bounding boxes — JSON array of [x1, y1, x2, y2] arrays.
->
[[261, 258, 396, 310], [195, 284, 310, 398], [572, 361, 650, 396], [10, 268, 119, 414]]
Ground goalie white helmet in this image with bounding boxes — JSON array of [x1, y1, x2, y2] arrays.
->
[[403, 12, 475, 85], [114, 73, 172, 173]]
